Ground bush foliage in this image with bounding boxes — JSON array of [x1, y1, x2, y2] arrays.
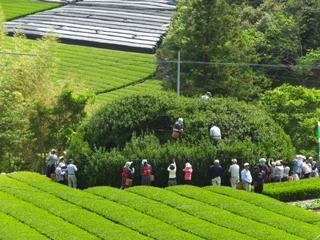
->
[[70, 93, 294, 188]]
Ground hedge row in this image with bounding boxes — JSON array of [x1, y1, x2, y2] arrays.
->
[[73, 93, 295, 188], [0, 211, 48, 240], [0, 175, 147, 240], [9, 172, 203, 240], [0, 188, 97, 240], [86, 186, 249, 240], [263, 178, 320, 201], [128, 186, 293, 240], [204, 186, 320, 224], [169, 185, 319, 240]]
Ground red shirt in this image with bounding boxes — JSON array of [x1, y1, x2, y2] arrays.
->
[[183, 167, 193, 181]]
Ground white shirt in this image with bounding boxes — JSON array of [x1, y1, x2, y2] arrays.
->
[[210, 126, 221, 139], [241, 169, 252, 183], [228, 164, 239, 178], [167, 162, 177, 179], [302, 162, 311, 174], [201, 95, 210, 100], [67, 164, 77, 175]]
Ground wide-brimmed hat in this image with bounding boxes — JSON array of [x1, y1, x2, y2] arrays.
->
[[244, 163, 250, 167], [231, 159, 237, 163], [259, 158, 266, 164]]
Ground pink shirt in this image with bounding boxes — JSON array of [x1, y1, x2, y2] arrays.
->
[[183, 167, 193, 181]]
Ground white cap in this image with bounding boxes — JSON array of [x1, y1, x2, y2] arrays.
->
[[141, 159, 148, 165], [231, 159, 237, 163], [178, 117, 183, 123], [214, 159, 220, 164], [244, 163, 250, 167], [275, 160, 281, 166], [185, 162, 192, 168]]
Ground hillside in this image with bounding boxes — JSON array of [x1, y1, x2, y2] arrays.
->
[[0, 0, 164, 107], [1, 172, 320, 239], [0, 0, 59, 20], [5, 0, 175, 52]]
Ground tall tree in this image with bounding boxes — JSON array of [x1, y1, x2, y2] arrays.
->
[[157, 0, 270, 100]]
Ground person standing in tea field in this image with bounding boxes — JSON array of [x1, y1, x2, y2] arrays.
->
[[141, 159, 153, 185], [167, 159, 177, 186], [46, 149, 58, 179], [228, 159, 240, 188], [66, 159, 78, 188], [210, 159, 223, 186], [241, 163, 252, 191], [183, 162, 193, 184], [172, 118, 184, 140], [121, 161, 135, 189]]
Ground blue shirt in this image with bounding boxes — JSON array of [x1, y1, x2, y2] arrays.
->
[[67, 164, 77, 175], [241, 169, 252, 183]]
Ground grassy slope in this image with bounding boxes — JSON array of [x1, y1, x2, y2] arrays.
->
[[2, 172, 320, 239], [1, 0, 163, 108], [0, 0, 59, 20]]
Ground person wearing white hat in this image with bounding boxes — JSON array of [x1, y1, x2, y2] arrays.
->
[[121, 161, 135, 189], [293, 155, 303, 178], [141, 159, 152, 185], [46, 149, 58, 179], [302, 158, 311, 178], [241, 163, 252, 191], [210, 159, 223, 186], [228, 159, 239, 188], [172, 117, 184, 140], [183, 162, 193, 184], [201, 91, 212, 100], [273, 160, 284, 182], [55, 161, 66, 184]]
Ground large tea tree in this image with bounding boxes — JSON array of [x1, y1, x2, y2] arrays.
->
[[157, 0, 270, 100]]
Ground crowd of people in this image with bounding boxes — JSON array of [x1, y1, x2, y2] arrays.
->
[[120, 155, 319, 192], [45, 149, 78, 188]]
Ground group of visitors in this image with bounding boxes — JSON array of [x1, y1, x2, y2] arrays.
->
[[46, 149, 78, 188], [120, 155, 319, 192]]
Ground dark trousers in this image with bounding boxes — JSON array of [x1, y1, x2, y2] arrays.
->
[[254, 184, 264, 193]]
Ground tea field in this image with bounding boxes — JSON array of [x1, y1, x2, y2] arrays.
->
[[1, 172, 320, 239], [0, 0, 164, 107], [1, 0, 59, 20]]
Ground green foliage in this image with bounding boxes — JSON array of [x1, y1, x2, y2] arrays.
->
[[204, 185, 320, 223], [169, 185, 318, 239], [129, 186, 291, 239], [157, 0, 270, 100], [0, 211, 48, 240], [263, 178, 320, 201], [9, 172, 203, 240], [77, 93, 294, 187], [0, 0, 59, 20], [286, 0, 320, 52], [260, 84, 320, 155], [86, 186, 249, 240], [2, 173, 151, 240], [0, 186, 97, 240]]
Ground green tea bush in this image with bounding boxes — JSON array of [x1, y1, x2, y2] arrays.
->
[[128, 186, 280, 240], [169, 185, 318, 240], [73, 93, 294, 188], [10, 172, 202, 240], [86, 186, 251, 240], [0, 175, 148, 240], [0, 211, 48, 240], [0, 189, 98, 240], [263, 178, 320, 201], [204, 186, 320, 224]]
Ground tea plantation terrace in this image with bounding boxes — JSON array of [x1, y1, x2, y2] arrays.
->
[[5, 0, 176, 52]]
